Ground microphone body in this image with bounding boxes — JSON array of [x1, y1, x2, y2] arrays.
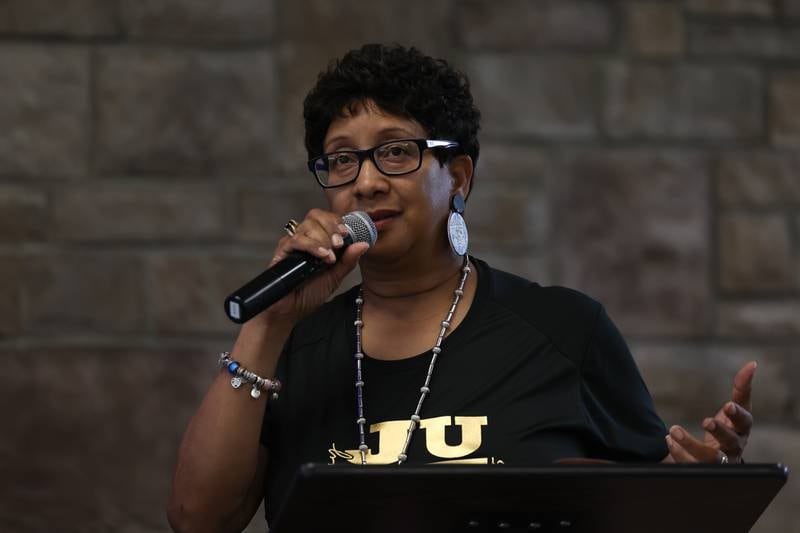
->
[[224, 211, 377, 324]]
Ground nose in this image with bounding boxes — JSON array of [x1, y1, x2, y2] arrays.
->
[[353, 156, 389, 198]]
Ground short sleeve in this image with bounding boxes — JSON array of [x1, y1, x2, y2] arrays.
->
[[579, 305, 668, 462]]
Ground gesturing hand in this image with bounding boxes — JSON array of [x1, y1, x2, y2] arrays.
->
[[664, 361, 756, 464]]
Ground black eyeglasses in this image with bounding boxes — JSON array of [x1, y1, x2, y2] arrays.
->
[[307, 138, 459, 189]]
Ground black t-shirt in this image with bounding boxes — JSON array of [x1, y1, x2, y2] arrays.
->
[[260, 257, 668, 521]]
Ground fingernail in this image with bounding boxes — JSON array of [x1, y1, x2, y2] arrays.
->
[[332, 234, 344, 247], [665, 435, 674, 448], [726, 403, 737, 415], [670, 427, 684, 441], [317, 246, 332, 257], [337, 224, 348, 234], [705, 420, 716, 431]]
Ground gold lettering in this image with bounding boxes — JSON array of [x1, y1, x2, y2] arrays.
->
[[343, 420, 411, 465], [419, 416, 488, 459], [430, 457, 490, 465], [328, 443, 354, 465], [339, 415, 489, 464]]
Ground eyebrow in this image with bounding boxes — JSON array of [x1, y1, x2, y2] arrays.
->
[[325, 128, 419, 151]]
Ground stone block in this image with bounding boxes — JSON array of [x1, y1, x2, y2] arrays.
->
[[632, 343, 794, 426], [797, 213, 800, 239], [718, 152, 800, 207], [476, 144, 550, 187], [628, 2, 684, 56], [150, 253, 214, 335], [149, 253, 266, 335], [22, 252, 146, 334], [278, 0, 451, 52], [0, 256, 22, 337], [0, 346, 215, 532], [467, 55, 599, 139], [785, 0, 800, 17], [276, 2, 452, 171], [0, 184, 47, 242], [0, 0, 118, 36], [469, 145, 550, 252], [719, 213, 796, 294], [605, 63, 762, 140], [557, 151, 711, 337], [0, 45, 89, 177], [686, 0, 774, 16], [468, 184, 549, 251], [277, 42, 353, 173], [718, 301, 800, 338], [689, 22, 800, 59], [457, 0, 612, 50], [120, 0, 275, 42], [475, 252, 551, 286], [237, 183, 321, 242], [95, 47, 277, 177], [788, 350, 800, 424], [771, 71, 800, 146], [51, 183, 228, 242]]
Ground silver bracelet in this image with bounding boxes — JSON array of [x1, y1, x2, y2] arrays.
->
[[218, 352, 281, 400]]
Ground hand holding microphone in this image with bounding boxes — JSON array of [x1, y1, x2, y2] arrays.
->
[[225, 210, 377, 324]]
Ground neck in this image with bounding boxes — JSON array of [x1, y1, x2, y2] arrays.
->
[[357, 247, 477, 361], [359, 250, 466, 305]]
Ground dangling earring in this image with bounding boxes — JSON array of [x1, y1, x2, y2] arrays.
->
[[447, 193, 469, 257]]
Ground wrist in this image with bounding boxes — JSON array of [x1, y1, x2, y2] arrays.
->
[[233, 318, 293, 369]]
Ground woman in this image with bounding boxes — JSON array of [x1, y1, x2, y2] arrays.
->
[[167, 44, 755, 532]]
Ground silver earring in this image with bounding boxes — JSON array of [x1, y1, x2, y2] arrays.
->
[[447, 193, 469, 257]]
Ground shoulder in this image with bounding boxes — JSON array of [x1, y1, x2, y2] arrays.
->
[[475, 257, 603, 366], [477, 257, 602, 329]]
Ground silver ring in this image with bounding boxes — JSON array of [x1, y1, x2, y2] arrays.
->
[[284, 219, 298, 237], [719, 452, 729, 465]]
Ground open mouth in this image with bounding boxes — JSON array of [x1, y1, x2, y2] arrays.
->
[[368, 210, 399, 222], [367, 210, 400, 230]]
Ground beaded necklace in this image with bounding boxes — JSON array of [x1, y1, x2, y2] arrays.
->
[[353, 258, 471, 465]]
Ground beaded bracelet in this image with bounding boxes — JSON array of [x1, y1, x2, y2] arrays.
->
[[217, 352, 281, 400]]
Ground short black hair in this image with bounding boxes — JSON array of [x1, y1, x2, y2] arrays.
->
[[303, 43, 481, 172]]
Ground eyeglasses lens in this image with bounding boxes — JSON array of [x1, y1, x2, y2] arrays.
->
[[314, 141, 422, 187]]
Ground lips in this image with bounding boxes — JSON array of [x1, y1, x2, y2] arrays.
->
[[366, 209, 401, 231], [366, 209, 401, 222]]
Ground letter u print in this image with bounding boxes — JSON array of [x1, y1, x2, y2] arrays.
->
[[418, 416, 488, 459]]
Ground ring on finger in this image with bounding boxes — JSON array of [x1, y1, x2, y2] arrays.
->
[[719, 451, 729, 465], [284, 219, 299, 237]]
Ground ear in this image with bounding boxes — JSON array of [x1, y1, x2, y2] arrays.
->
[[447, 154, 474, 202]]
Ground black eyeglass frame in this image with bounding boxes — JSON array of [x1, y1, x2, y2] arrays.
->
[[307, 138, 460, 189]]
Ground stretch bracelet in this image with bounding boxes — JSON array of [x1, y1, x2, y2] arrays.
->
[[217, 352, 281, 400]]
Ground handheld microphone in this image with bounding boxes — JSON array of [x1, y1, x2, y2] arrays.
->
[[224, 211, 377, 324]]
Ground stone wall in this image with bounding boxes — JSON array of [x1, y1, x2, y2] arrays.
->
[[1, 1, 798, 532]]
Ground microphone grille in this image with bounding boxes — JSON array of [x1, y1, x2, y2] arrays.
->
[[342, 211, 378, 247]]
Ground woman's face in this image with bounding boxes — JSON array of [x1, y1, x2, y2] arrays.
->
[[322, 101, 462, 262]]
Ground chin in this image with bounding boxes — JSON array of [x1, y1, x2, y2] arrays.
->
[[362, 238, 412, 265]]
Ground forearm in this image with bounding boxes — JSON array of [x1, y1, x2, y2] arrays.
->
[[168, 320, 290, 531]]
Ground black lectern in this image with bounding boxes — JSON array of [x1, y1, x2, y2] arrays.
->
[[270, 463, 788, 533]]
